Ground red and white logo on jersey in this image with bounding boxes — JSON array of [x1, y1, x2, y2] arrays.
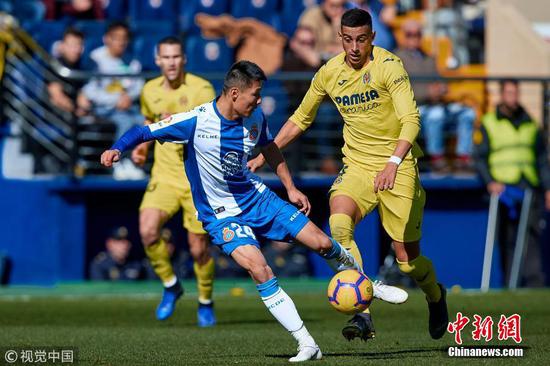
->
[[222, 227, 235, 242], [249, 124, 259, 141]]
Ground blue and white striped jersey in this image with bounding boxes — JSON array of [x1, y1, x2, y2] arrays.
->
[[147, 100, 274, 225]]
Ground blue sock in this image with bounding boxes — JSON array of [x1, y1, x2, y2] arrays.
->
[[256, 277, 280, 298], [321, 238, 342, 259]]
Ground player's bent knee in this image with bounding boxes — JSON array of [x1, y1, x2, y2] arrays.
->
[[139, 225, 160, 247], [316, 235, 333, 254], [249, 264, 273, 284]]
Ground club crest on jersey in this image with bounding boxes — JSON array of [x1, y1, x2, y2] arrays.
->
[[222, 151, 242, 177], [249, 123, 259, 141], [362, 72, 371, 85], [222, 227, 235, 242]]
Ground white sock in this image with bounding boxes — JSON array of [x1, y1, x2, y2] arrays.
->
[[291, 324, 316, 346], [163, 276, 177, 288], [257, 278, 304, 333]]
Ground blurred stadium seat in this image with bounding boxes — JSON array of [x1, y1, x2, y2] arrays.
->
[[102, 0, 128, 20], [184, 36, 233, 73], [74, 20, 107, 39], [260, 79, 289, 133], [12, 0, 45, 22], [281, 0, 318, 36], [131, 20, 176, 38], [0, 0, 12, 14], [22, 20, 66, 53], [230, 0, 281, 32], [179, 0, 230, 34], [131, 21, 177, 71], [128, 0, 178, 21]]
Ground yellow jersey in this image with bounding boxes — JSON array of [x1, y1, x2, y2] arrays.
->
[[140, 73, 216, 187], [290, 47, 423, 170]]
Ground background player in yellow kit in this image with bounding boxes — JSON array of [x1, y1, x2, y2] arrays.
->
[[131, 36, 216, 325], [249, 8, 448, 341]]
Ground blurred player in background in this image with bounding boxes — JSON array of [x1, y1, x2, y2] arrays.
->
[[249, 8, 448, 342], [102, 61, 363, 362], [131, 36, 216, 326]]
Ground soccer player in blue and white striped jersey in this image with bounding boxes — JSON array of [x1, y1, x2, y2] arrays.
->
[[101, 61, 360, 362]]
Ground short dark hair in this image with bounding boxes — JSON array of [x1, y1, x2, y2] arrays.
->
[[500, 79, 518, 91], [106, 21, 129, 36], [341, 8, 373, 29], [156, 36, 183, 55], [222, 61, 267, 94], [63, 27, 84, 40]]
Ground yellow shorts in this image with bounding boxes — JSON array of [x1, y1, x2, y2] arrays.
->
[[329, 162, 425, 242], [140, 179, 206, 234]]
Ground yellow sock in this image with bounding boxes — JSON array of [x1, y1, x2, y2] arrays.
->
[[144, 238, 176, 286], [330, 213, 369, 314], [194, 257, 215, 303], [329, 213, 363, 269], [397, 256, 441, 302]]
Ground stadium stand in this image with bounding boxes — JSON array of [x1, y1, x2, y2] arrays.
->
[[179, 0, 230, 34], [230, 0, 281, 32], [184, 35, 233, 73], [128, 0, 178, 21]]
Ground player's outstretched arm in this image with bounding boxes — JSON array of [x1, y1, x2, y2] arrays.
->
[[248, 119, 304, 172], [100, 125, 155, 168], [261, 141, 311, 215]]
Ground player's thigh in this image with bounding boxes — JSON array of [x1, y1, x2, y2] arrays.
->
[[205, 218, 261, 257], [378, 167, 425, 243], [230, 245, 273, 284], [258, 196, 310, 244], [329, 163, 378, 219], [180, 188, 207, 235], [140, 180, 180, 218], [294, 221, 332, 253]]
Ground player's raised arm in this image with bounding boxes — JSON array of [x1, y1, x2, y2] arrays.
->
[[261, 141, 311, 216], [101, 112, 197, 168]]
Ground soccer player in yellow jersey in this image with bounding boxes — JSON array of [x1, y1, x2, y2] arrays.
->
[[131, 36, 216, 326], [249, 8, 448, 341]]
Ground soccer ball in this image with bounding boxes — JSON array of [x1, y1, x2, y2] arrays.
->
[[327, 270, 373, 315]]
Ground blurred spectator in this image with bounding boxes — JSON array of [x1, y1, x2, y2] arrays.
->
[[298, 0, 346, 61], [282, 25, 340, 174], [395, 19, 475, 172], [424, 0, 469, 67], [44, 0, 104, 21], [47, 27, 91, 116], [89, 226, 144, 281], [81, 21, 144, 178], [348, 0, 395, 50], [263, 241, 311, 277], [145, 228, 193, 281], [473, 80, 550, 287], [282, 26, 320, 110]]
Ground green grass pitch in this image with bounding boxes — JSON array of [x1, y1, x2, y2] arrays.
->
[[1, 280, 549, 365]]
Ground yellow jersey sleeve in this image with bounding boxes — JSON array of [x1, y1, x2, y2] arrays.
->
[[383, 59, 420, 144], [289, 66, 328, 130]]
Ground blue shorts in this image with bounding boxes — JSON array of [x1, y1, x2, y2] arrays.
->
[[205, 190, 310, 255]]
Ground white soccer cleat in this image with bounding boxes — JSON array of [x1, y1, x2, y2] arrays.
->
[[372, 280, 408, 304], [326, 247, 361, 272], [288, 345, 322, 362]]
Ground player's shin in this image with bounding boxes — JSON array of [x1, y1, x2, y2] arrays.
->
[[397, 255, 441, 302], [193, 257, 215, 304], [329, 213, 364, 269], [145, 238, 177, 287]]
